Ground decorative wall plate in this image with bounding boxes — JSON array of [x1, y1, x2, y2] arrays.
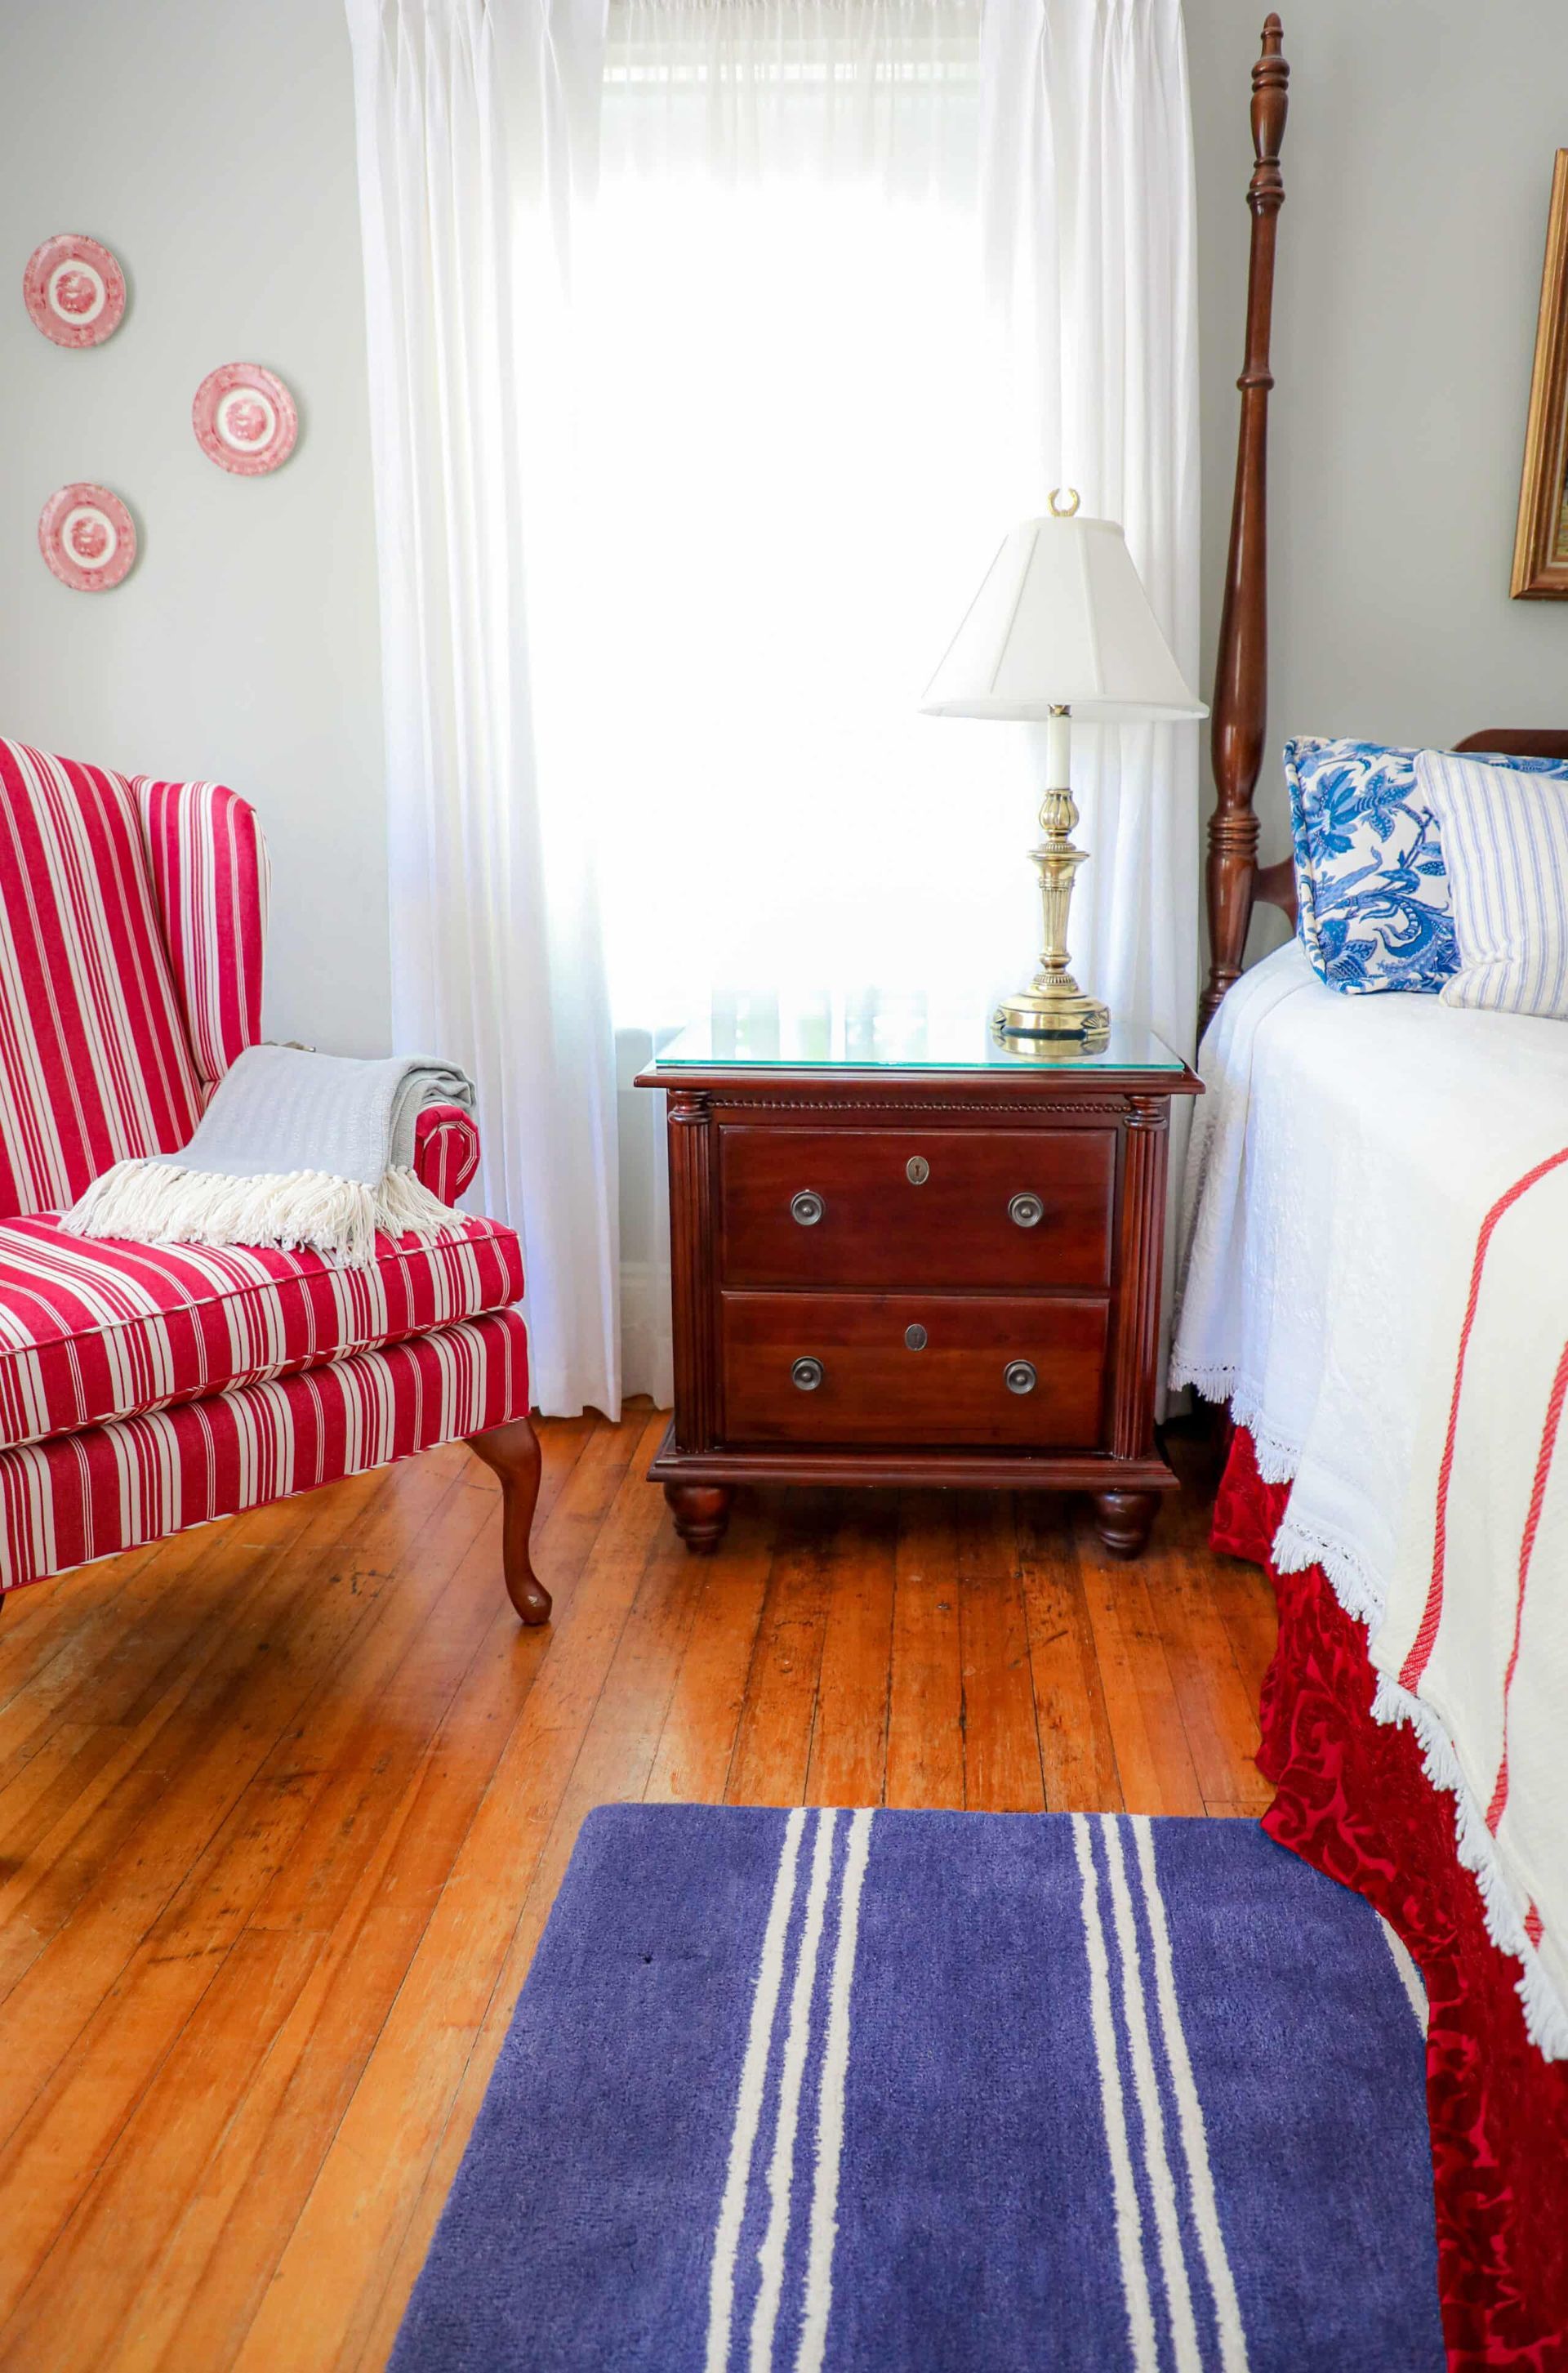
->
[[38, 484, 137, 591], [23, 234, 127, 348], [192, 362, 298, 475]]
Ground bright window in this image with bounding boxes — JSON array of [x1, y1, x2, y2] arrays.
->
[[555, 15, 1035, 1033]]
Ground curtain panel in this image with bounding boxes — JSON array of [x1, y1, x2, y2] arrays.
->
[[345, 0, 621, 1417], [982, 0, 1200, 1077], [345, 0, 1200, 1413]]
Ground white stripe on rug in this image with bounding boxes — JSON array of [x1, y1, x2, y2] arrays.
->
[[750, 1810, 840, 2372], [706, 1808, 808, 2373], [1071, 1813, 1158, 2373], [795, 1808, 875, 2373], [1130, 1817, 1251, 2373], [1379, 1916, 1428, 2036], [1100, 1817, 1202, 2373]]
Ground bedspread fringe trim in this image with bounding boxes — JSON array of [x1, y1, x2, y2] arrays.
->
[[1370, 1673, 1568, 2063], [1167, 1355, 1238, 1402], [1166, 1361, 1304, 1488], [1215, 1403, 1568, 2063], [1271, 1515, 1386, 1633]]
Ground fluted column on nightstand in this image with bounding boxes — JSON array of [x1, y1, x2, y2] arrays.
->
[[663, 1090, 733, 1551], [1111, 1095, 1170, 1462]]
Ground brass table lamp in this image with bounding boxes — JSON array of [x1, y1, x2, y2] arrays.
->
[[921, 491, 1206, 1050]]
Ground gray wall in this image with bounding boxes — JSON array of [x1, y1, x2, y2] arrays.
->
[[4, 1, 1562, 1026], [0, 0, 388, 1051], [1187, 0, 1568, 957]]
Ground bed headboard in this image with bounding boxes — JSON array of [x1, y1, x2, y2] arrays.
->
[[1454, 730, 1568, 761], [1197, 20, 1568, 1033]]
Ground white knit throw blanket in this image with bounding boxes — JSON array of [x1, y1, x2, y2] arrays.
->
[[61, 1046, 475, 1265]]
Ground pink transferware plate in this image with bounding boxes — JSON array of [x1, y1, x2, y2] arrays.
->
[[23, 234, 127, 348], [192, 362, 298, 475], [38, 484, 137, 591]]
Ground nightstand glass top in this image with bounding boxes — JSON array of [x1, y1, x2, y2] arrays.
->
[[647, 994, 1185, 1076]]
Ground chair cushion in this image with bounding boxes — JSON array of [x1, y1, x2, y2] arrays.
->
[[0, 741, 208, 1215], [0, 1214, 523, 1453], [0, 1308, 529, 1592]]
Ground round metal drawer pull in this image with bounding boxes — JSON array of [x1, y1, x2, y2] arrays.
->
[[790, 1189, 825, 1227], [791, 1356, 826, 1392], [906, 1155, 930, 1185], [1004, 1359, 1037, 1396], [1009, 1192, 1045, 1229], [904, 1323, 928, 1351]]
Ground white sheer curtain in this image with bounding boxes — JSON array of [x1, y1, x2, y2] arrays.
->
[[345, 0, 621, 1417], [981, 0, 1200, 1073], [346, 0, 1200, 1412]]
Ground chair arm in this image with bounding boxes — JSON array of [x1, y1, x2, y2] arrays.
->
[[413, 1103, 481, 1207]]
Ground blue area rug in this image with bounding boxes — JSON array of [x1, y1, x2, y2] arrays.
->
[[393, 1807, 1443, 2371]]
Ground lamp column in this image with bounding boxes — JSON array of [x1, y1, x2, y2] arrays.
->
[[993, 703, 1111, 1051]]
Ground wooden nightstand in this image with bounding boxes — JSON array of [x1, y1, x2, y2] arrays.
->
[[635, 1001, 1200, 1559]]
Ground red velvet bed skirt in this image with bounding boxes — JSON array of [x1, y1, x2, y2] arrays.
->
[[1215, 1424, 1568, 2371]]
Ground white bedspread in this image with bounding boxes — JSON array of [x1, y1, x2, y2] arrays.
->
[[1171, 939, 1568, 2055]]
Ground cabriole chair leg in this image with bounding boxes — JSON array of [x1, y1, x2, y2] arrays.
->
[[468, 1416, 551, 1626]]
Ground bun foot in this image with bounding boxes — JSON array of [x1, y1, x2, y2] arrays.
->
[[665, 1483, 732, 1554], [1091, 1488, 1160, 1560]]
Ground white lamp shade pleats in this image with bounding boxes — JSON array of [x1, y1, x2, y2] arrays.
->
[[920, 513, 1206, 723]]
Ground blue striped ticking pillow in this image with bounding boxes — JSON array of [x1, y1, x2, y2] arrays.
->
[[1414, 749, 1568, 1018]]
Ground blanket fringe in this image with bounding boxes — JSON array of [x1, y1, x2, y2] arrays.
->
[[1165, 1358, 1308, 1486], [1371, 1673, 1568, 2063], [1212, 1394, 1568, 2063], [1165, 1357, 1238, 1403], [1271, 1515, 1387, 1632], [61, 1158, 460, 1267]]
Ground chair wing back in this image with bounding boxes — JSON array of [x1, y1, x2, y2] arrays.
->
[[0, 741, 266, 1216], [134, 775, 269, 1089]]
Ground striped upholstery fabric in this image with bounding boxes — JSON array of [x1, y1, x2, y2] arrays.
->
[[0, 1308, 529, 1592], [0, 1212, 522, 1452], [134, 774, 268, 1088], [0, 735, 519, 1597], [1416, 750, 1568, 1018], [414, 1101, 482, 1204], [0, 741, 208, 1215]]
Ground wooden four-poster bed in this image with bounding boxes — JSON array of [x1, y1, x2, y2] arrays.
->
[[1190, 20, 1568, 2371]]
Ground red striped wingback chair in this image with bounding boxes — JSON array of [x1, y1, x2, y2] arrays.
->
[[0, 740, 548, 1622]]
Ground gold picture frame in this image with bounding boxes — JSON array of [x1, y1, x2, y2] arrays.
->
[[1512, 150, 1568, 599]]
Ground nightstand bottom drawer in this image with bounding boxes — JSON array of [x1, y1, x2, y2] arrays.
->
[[719, 1291, 1108, 1447]]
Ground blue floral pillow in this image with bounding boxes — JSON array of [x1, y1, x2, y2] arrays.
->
[[1285, 739, 1450, 993], [1285, 739, 1568, 993]]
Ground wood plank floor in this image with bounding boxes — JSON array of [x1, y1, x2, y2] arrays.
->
[[0, 1407, 1272, 2371]]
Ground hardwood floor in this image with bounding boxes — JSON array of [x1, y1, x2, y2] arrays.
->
[[0, 1406, 1272, 2371]]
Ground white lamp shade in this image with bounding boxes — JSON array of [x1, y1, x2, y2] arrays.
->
[[921, 513, 1206, 723]]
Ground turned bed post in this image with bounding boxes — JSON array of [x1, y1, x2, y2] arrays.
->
[[1200, 15, 1290, 1037]]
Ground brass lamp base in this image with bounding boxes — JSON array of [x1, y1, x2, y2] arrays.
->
[[992, 975, 1111, 1054]]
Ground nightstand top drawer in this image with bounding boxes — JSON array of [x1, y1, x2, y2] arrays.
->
[[719, 1126, 1115, 1292]]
